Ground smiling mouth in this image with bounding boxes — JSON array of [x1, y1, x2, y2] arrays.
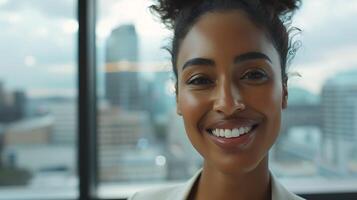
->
[[206, 124, 258, 138]]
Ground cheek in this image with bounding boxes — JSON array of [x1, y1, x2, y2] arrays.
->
[[267, 82, 284, 121], [177, 90, 211, 156], [178, 90, 209, 129], [262, 86, 283, 145], [258, 86, 282, 115], [243, 82, 282, 110], [244, 83, 283, 136]]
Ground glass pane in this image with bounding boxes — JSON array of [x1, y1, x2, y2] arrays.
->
[[97, 1, 202, 197], [269, 1, 357, 192], [97, 0, 357, 198], [0, 0, 78, 199]]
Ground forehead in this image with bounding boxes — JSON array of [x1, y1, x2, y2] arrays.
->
[[177, 10, 279, 68]]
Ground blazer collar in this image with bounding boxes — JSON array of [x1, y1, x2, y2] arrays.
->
[[176, 168, 301, 200]]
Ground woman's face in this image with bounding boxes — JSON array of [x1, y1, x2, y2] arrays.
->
[[176, 10, 287, 174]]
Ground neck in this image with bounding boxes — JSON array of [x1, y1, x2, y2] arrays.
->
[[192, 157, 271, 200]]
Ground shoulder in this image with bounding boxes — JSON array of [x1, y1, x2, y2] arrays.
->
[[128, 169, 202, 200], [128, 183, 186, 200], [271, 173, 306, 200]]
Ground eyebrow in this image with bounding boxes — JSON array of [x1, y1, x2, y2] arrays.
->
[[182, 58, 215, 71], [234, 52, 272, 64], [181, 52, 272, 71]]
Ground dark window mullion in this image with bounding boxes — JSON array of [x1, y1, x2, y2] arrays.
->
[[78, 0, 97, 199], [300, 192, 357, 200]]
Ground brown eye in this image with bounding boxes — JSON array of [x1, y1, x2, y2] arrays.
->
[[187, 76, 213, 85], [241, 69, 269, 82]]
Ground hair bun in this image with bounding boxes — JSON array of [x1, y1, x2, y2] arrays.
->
[[150, 0, 197, 28], [150, 0, 302, 28], [262, 0, 301, 16]]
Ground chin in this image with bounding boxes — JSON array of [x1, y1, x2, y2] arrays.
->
[[206, 150, 268, 175]]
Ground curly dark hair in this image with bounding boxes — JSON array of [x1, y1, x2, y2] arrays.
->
[[150, 0, 301, 88]]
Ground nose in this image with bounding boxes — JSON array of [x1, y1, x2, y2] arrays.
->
[[213, 80, 245, 116]]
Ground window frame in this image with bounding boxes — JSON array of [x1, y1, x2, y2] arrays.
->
[[78, 0, 98, 199], [76, 0, 357, 200]]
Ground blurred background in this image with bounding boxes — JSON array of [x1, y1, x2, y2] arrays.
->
[[0, 0, 357, 199]]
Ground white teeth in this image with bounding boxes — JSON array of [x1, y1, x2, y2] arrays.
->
[[224, 129, 232, 138], [244, 127, 250, 133], [239, 127, 245, 135], [211, 126, 253, 138], [219, 129, 225, 137], [232, 128, 239, 137]]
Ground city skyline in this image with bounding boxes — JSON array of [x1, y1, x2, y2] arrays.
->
[[1, 0, 357, 97], [0, 63, 356, 191], [1, 0, 357, 199]]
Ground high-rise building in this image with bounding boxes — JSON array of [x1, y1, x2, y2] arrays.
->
[[105, 24, 143, 110], [0, 81, 5, 108], [0, 83, 27, 123], [101, 24, 176, 181], [146, 71, 176, 123], [0, 125, 4, 167], [2, 116, 75, 173], [21, 97, 76, 145], [13, 90, 26, 119], [320, 70, 357, 176], [105, 69, 144, 110], [3, 116, 53, 146], [105, 24, 138, 63], [269, 87, 322, 177], [166, 110, 202, 180], [45, 99, 77, 145], [98, 106, 153, 148], [98, 105, 167, 182]]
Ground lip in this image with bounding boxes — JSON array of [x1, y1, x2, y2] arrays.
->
[[205, 124, 258, 150]]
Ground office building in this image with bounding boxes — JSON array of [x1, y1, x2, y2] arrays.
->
[[166, 110, 202, 180], [105, 24, 143, 110], [98, 105, 166, 181], [0, 83, 27, 123], [45, 99, 77, 145], [320, 70, 357, 175]]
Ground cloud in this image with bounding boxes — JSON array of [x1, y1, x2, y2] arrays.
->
[[47, 63, 76, 75], [0, 2, 76, 95], [294, 1, 357, 30], [0, 0, 75, 19], [291, 1, 357, 65], [0, 0, 356, 98], [289, 0, 357, 94], [97, 0, 170, 39], [289, 44, 357, 94]]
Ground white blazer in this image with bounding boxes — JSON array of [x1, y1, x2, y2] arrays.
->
[[129, 169, 305, 200]]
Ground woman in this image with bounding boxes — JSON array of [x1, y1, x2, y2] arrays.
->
[[130, 0, 304, 199]]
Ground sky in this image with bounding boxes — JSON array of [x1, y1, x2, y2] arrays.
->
[[0, 0, 357, 97]]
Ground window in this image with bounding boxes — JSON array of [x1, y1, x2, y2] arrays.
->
[[96, 1, 357, 199], [270, 1, 357, 196], [96, 1, 201, 198], [1, 0, 357, 199], [272, 1, 357, 182], [0, 0, 78, 199]]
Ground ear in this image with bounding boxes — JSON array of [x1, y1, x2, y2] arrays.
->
[[282, 82, 288, 109]]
